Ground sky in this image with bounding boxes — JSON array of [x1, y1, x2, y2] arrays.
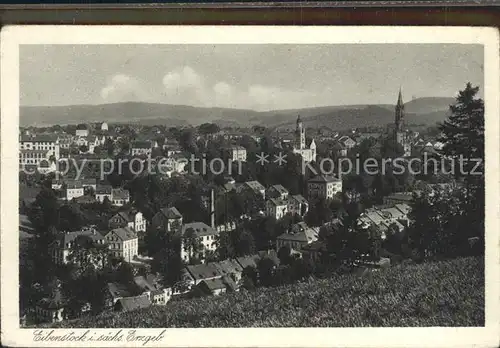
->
[[20, 44, 483, 111]]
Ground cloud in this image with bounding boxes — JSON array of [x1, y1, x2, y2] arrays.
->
[[100, 74, 148, 103], [162, 66, 207, 105], [159, 66, 322, 110]]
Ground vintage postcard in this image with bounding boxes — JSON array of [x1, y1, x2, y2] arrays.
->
[[1, 26, 499, 347]]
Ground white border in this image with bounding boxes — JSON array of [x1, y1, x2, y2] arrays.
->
[[1, 26, 499, 348]]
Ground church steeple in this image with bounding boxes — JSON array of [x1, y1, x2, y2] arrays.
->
[[296, 114, 305, 149], [395, 88, 405, 132]]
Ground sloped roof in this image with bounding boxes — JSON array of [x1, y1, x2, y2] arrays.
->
[[236, 255, 260, 269], [268, 184, 289, 195], [212, 259, 243, 277], [55, 229, 105, 249], [245, 180, 265, 191], [112, 188, 130, 200], [290, 194, 308, 205], [21, 134, 59, 143], [277, 223, 318, 243], [385, 192, 413, 202], [116, 295, 151, 311], [107, 227, 137, 241], [186, 263, 222, 281], [182, 222, 217, 237], [267, 197, 288, 207], [108, 282, 132, 298], [96, 185, 112, 194], [199, 278, 226, 291], [159, 206, 183, 219], [133, 276, 157, 292], [131, 141, 152, 149], [309, 175, 341, 183]]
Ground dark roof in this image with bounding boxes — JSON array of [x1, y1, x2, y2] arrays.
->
[[108, 282, 132, 298], [277, 223, 319, 243], [236, 255, 259, 269], [160, 206, 183, 219], [74, 195, 97, 204], [385, 193, 413, 202], [186, 263, 222, 281], [182, 222, 217, 237], [309, 175, 341, 183], [301, 240, 327, 252], [54, 229, 105, 249], [107, 227, 137, 241], [112, 188, 130, 200], [268, 184, 288, 195], [116, 296, 151, 311], [95, 185, 113, 194], [76, 124, 88, 130], [131, 141, 152, 149], [199, 278, 226, 291], [133, 276, 158, 292], [267, 197, 288, 206], [64, 180, 83, 189], [21, 134, 59, 143], [290, 194, 308, 205], [212, 259, 243, 277]]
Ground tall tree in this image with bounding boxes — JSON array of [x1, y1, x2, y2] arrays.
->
[[438, 83, 485, 247]]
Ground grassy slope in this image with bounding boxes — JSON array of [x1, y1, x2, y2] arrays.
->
[[54, 257, 484, 328]]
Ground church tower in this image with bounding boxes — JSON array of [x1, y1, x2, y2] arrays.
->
[[296, 115, 306, 149], [394, 89, 411, 156]]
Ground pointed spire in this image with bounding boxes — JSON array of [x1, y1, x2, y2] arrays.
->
[[297, 114, 302, 124], [397, 87, 404, 108]]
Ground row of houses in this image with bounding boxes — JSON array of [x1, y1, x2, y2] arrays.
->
[[52, 178, 131, 205], [50, 226, 139, 264]]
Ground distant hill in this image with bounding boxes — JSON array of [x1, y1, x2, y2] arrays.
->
[[20, 97, 454, 130]]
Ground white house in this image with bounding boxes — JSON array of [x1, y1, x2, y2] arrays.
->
[[308, 175, 342, 199], [105, 227, 139, 262], [75, 124, 89, 137], [266, 198, 289, 220]]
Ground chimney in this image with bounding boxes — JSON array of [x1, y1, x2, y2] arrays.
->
[[210, 188, 215, 229]]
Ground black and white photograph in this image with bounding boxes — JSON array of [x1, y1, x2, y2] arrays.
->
[[1, 26, 499, 347]]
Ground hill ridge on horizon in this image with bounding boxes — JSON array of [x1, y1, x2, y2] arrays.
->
[[20, 96, 455, 130]]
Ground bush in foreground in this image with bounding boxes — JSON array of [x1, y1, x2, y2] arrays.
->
[[53, 257, 484, 328]]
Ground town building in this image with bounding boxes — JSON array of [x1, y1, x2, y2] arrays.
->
[[64, 181, 85, 201], [105, 227, 139, 262], [223, 145, 247, 162], [131, 141, 154, 157], [292, 115, 317, 163], [180, 222, 219, 263], [276, 222, 319, 252], [95, 185, 113, 203], [337, 135, 356, 150], [239, 180, 266, 198], [75, 124, 89, 137], [265, 198, 289, 220], [19, 134, 60, 166], [100, 122, 109, 132], [287, 194, 309, 216], [111, 188, 130, 206], [34, 285, 66, 323], [307, 175, 343, 199], [151, 206, 184, 233], [383, 192, 414, 205], [266, 184, 289, 200], [108, 210, 147, 233], [50, 228, 107, 265]]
